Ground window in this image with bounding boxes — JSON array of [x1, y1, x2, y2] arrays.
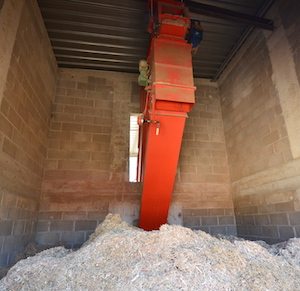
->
[[129, 114, 139, 182]]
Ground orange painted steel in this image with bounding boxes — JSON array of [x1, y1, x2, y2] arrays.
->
[[138, 0, 196, 231]]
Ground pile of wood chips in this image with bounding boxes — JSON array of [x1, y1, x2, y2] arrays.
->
[[1, 214, 300, 291]]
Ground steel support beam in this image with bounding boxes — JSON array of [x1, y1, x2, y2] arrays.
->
[[185, 0, 274, 31]]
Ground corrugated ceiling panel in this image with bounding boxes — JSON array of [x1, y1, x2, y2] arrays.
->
[[38, 0, 272, 80]]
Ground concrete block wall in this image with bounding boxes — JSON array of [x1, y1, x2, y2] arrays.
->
[[37, 69, 142, 248], [174, 79, 236, 236], [37, 71, 236, 247], [0, 189, 38, 265], [219, 0, 300, 243], [235, 190, 300, 244], [0, 0, 57, 265], [2, 0, 299, 266], [278, 0, 300, 84]]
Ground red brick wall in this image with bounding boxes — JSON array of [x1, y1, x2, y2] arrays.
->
[[0, 0, 57, 265]]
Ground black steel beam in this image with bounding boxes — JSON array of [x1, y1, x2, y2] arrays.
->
[[185, 0, 274, 30]]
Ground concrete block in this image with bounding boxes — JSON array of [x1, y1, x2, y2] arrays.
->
[[60, 231, 85, 244], [267, 153, 284, 168], [35, 232, 60, 245], [2, 138, 17, 159], [262, 226, 279, 238], [52, 113, 75, 124], [182, 216, 200, 227], [24, 221, 35, 235], [84, 106, 104, 116], [14, 234, 30, 251], [262, 130, 280, 147], [50, 221, 74, 231], [248, 225, 263, 236], [254, 214, 270, 225], [226, 225, 237, 236], [182, 209, 208, 216], [56, 79, 76, 89], [7, 106, 22, 132], [202, 216, 218, 226], [2, 236, 15, 252], [208, 209, 225, 216], [0, 205, 8, 219], [273, 137, 290, 153], [275, 201, 295, 212], [258, 204, 275, 214], [278, 226, 295, 238], [71, 132, 92, 142], [235, 215, 242, 225], [38, 212, 62, 220], [241, 215, 255, 226], [83, 124, 102, 133], [289, 212, 300, 225], [88, 76, 106, 85], [219, 216, 235, 225], [77, 82, 95, 91], [224, 208, 235, 215], [36, 221, 49, 232], [194, 133, 209, 141], [63, 211, 87, 220], [237, 225, 249, 235], [12, 220, 25, 235], [75, 114, 94, 124], [295, 226, 300, 236], [0, 221, 13, 235], [71, 151, 91, 161], [58, 160, 80, 170], [67, 88, 86, 98], [240, 205, 258, 214], [92, 134, 111, 143], [74, 98, 94, 108], [7, 207, 20, 220], [210, 226, 227, 235], [75, 220, 97, 231], [19, 209, 31, 220], [62, 122, 82, 132], [269, 213, 288, 225], [0, 253, 9, 266]]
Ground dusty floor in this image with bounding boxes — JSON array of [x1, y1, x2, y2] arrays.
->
[[0, 214, 300, 291]]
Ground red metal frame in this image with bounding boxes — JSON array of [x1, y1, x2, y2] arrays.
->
[[138, 0, 195, 231]]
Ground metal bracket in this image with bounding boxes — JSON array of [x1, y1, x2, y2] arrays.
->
[[138, 113, 160, 135]]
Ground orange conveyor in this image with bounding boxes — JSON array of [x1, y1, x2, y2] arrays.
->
[[138, 0, 196, 231]]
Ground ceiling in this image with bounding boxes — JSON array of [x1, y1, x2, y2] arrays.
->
[[37, 0, 274, 81]]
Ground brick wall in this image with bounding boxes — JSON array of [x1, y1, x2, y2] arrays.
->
[[37, 72, 236, 247], [220, 31, 292, 182], [278, 0, 300, 85], [219, 1, 300, 243], [235, 190, 300, 244], [174, 79, 236, 236], [37, 69, 142, 248], [0, 0, 57, 265]]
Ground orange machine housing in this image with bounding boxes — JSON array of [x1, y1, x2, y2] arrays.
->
[[138, 0, 196, 231]]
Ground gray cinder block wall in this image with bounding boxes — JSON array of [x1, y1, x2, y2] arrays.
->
[[0, 0, 57, 265], [36, 72, 236, 248], [1, 0, 300, 266], [218, 0, 300, 244]]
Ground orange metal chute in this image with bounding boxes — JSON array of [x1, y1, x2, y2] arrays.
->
[[138, 0, 196, 231]]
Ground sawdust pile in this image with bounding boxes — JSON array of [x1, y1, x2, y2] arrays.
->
[[1, 214, 300, 291]]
